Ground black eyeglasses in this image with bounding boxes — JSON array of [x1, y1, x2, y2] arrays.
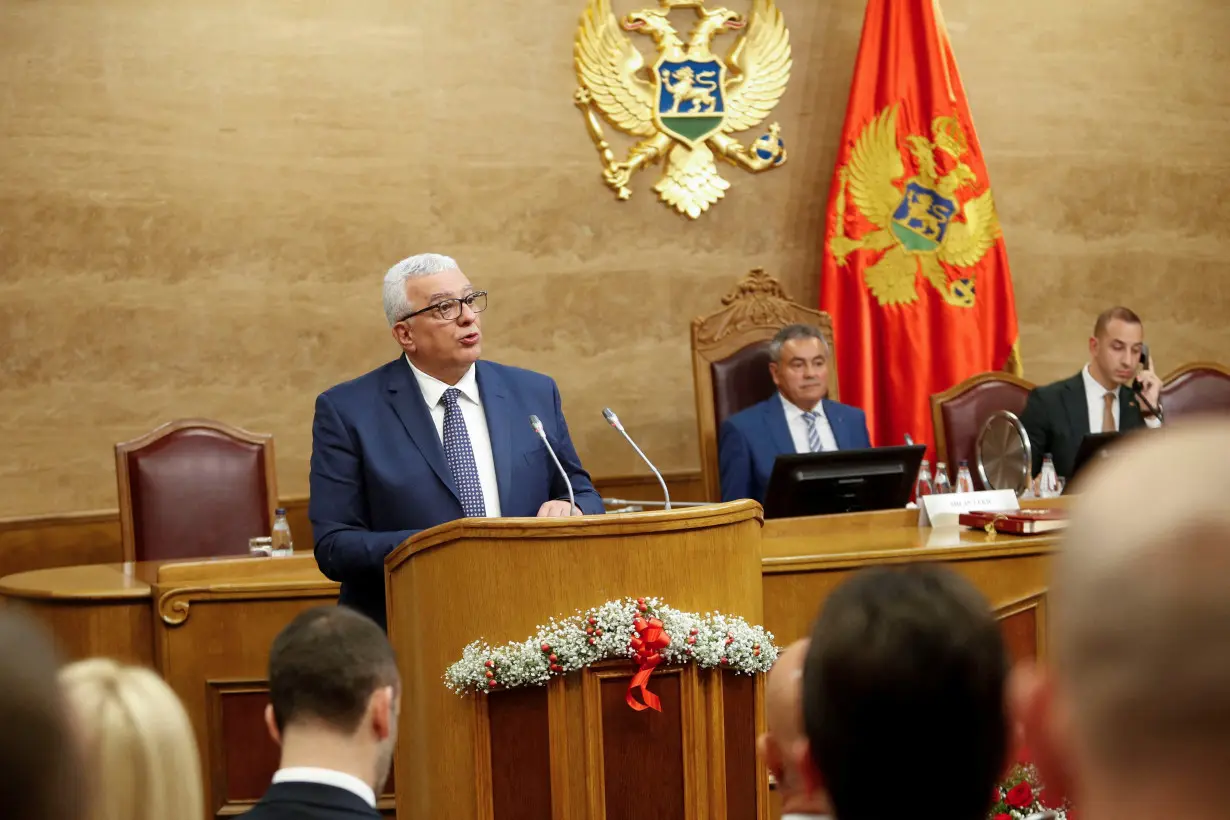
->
[[399, 291, 488, 323]]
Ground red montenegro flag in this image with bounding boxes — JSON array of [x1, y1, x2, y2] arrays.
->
[[820, 0, 1021, 453]]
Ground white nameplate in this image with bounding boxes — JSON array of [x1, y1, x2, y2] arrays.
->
[[919, 490, 1019, 528]]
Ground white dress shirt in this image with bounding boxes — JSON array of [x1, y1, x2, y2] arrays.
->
[[779, 393, 839, 453], [271, 767, 376, 808], [1081, 364, 1162, 433], [407, 357, 502, 517], [782, 813, 831, 820]]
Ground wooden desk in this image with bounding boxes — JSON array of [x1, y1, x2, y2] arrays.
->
[[0, 553, 346, 819], [761, 507, 1059, 660]]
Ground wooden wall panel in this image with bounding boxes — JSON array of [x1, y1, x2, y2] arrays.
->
[[722, 672, 758, 820], [599, 671, 686, 820], [0, 473, 701, 579], [485, 687, 552, 820]]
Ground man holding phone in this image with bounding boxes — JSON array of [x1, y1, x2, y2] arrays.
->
[[1019, 306, 1163, 480]]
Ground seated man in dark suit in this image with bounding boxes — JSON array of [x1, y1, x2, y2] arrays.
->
[[310, 253, 604, 629], [718, 324, 871, 503], [246, 606, 399, 820], [1019, 306, 1162, 480], [799, 565, 1009, 820]]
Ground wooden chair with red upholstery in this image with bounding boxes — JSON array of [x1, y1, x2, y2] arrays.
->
[[690, 268, 839, 503], [115, 418, 279, 563], [1160, 361, 1230, 420], [930, 372, 1035, 491]]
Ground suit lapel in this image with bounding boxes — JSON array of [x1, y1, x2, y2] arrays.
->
[[383, 359, 459, 503], [1061, 374, 1090, 439], [822, 399, 848, 449], [764, 396, 796, 456], [476, 362, 513, 511], [1119, 384, 1145, 430]]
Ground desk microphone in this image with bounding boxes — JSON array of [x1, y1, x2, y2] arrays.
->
[[904, 433, 915, 446], [602, 408, 671, 511], [529, 415, 577, 516]]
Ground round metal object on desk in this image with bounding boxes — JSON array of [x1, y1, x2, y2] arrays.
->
[[976, 410, 1032, 495]]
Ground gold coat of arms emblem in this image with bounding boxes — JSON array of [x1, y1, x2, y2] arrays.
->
[[574, 0, 791, 219]]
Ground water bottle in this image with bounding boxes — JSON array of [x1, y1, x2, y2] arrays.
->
[[933, 462, 953, 494], [1038, 454, 1060, 499], [914, 459, 935, 500], [271, 508, 294, 557], [956, 460, 975, 493]]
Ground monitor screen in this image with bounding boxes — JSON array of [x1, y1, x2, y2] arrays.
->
[[762, 445, 926, 519]]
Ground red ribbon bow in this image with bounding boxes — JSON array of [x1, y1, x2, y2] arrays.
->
[[626, 616, 671, 712]]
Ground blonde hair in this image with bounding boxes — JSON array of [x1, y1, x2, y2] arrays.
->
[[59, 659, 204, 820]]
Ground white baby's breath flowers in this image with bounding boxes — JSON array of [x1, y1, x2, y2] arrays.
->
[[444, 597, 778, 695]]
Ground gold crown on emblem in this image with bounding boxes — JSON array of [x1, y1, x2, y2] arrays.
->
[[932, 116, 968, 158], [659, 0, 704, 8]]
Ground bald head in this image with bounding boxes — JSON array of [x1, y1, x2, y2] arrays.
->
[[761, 638, 827, 813], [1056, 420, 1230, 780], [765, 638, 808, 744]]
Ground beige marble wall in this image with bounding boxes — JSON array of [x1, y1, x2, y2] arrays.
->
[[2, 0, 1229, 516]]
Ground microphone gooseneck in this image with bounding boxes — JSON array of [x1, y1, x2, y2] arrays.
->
[[529, 415, 577, 516], [602, 408, 671, 511]]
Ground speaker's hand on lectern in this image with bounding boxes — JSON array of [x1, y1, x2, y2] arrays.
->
[[537, 500, 583, 517]]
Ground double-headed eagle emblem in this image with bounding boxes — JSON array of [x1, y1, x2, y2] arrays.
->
[[574, 0, 791, 218], [830, 104, 1001, 308]]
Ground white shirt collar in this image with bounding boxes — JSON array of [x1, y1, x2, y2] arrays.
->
[[271, 767, 376, 808], [406, 355, 480, 408], [1082, 363, 1118, 401], [781, 814, 831, 820], [778, 392, 826, 420]]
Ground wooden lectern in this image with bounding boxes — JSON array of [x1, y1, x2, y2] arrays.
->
[[384, 500, 768, 820]]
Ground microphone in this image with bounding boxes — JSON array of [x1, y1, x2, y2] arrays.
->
[[904, 433, 915, 446], [602, 408, 671, 511], [529, 415, 577, 516]]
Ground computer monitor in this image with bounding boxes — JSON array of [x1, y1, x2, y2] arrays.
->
[[762, 445, 926, 520], [1069, 431, 1121, 482]]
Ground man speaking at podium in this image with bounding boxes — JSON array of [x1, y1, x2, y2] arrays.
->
[[718, 324, 871, 505], [309, 254, 603, 629]]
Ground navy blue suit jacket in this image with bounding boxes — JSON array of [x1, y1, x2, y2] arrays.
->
[[718, 395, 872, 504], [310, 358, 603, 629]]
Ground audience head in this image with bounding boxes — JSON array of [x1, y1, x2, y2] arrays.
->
[[802, 564, 1009, 820], [1015, 420, 1230, 818], [1089, 306, 1144, 387], [769, 324, 830, 411], [266, 606, 401, 794], [0, 612, 81, 820], [760, 638, 830, 815], [59, 658, 203, 820], [383, 252, 484, 383]]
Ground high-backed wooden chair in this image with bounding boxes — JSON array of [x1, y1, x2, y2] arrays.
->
[[930, 372, 1035, 490], [691, 268, 838, 502], [115, 418, 278, 563], [1160, 361, 1230, 419]]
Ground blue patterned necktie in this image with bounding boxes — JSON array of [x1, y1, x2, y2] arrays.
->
[[441, 388, 486, 517], [803, 411, 824, 453]]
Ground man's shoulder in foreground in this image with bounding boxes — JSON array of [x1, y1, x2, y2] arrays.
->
[[1032, 371, 1084, 399], [244, 781, 379, 820]]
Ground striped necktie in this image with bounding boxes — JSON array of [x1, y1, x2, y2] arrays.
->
[[803, 411, 824, 453]]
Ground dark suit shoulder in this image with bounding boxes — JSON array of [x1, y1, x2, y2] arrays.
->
[[245, 782, 379, 820], [1032, 371, 1084, 399], [721, 396, 778, 431], [319, 358, 404, 403], [822, 398, 865, 419], [477, 359, 556, 390]]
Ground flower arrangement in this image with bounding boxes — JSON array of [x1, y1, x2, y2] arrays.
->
[[990, 757, 1071, 820], [444, 596, 778, 700]]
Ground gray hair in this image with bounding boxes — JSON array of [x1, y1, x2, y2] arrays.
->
[[768, 324, 829, 363], [381, 253, 460, 326]]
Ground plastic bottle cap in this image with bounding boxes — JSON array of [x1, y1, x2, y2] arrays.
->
[[959, 460, 968, 466], [275, 507, 286, 515]]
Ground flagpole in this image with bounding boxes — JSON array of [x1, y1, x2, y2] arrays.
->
[[931, 0, 958, 103]]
